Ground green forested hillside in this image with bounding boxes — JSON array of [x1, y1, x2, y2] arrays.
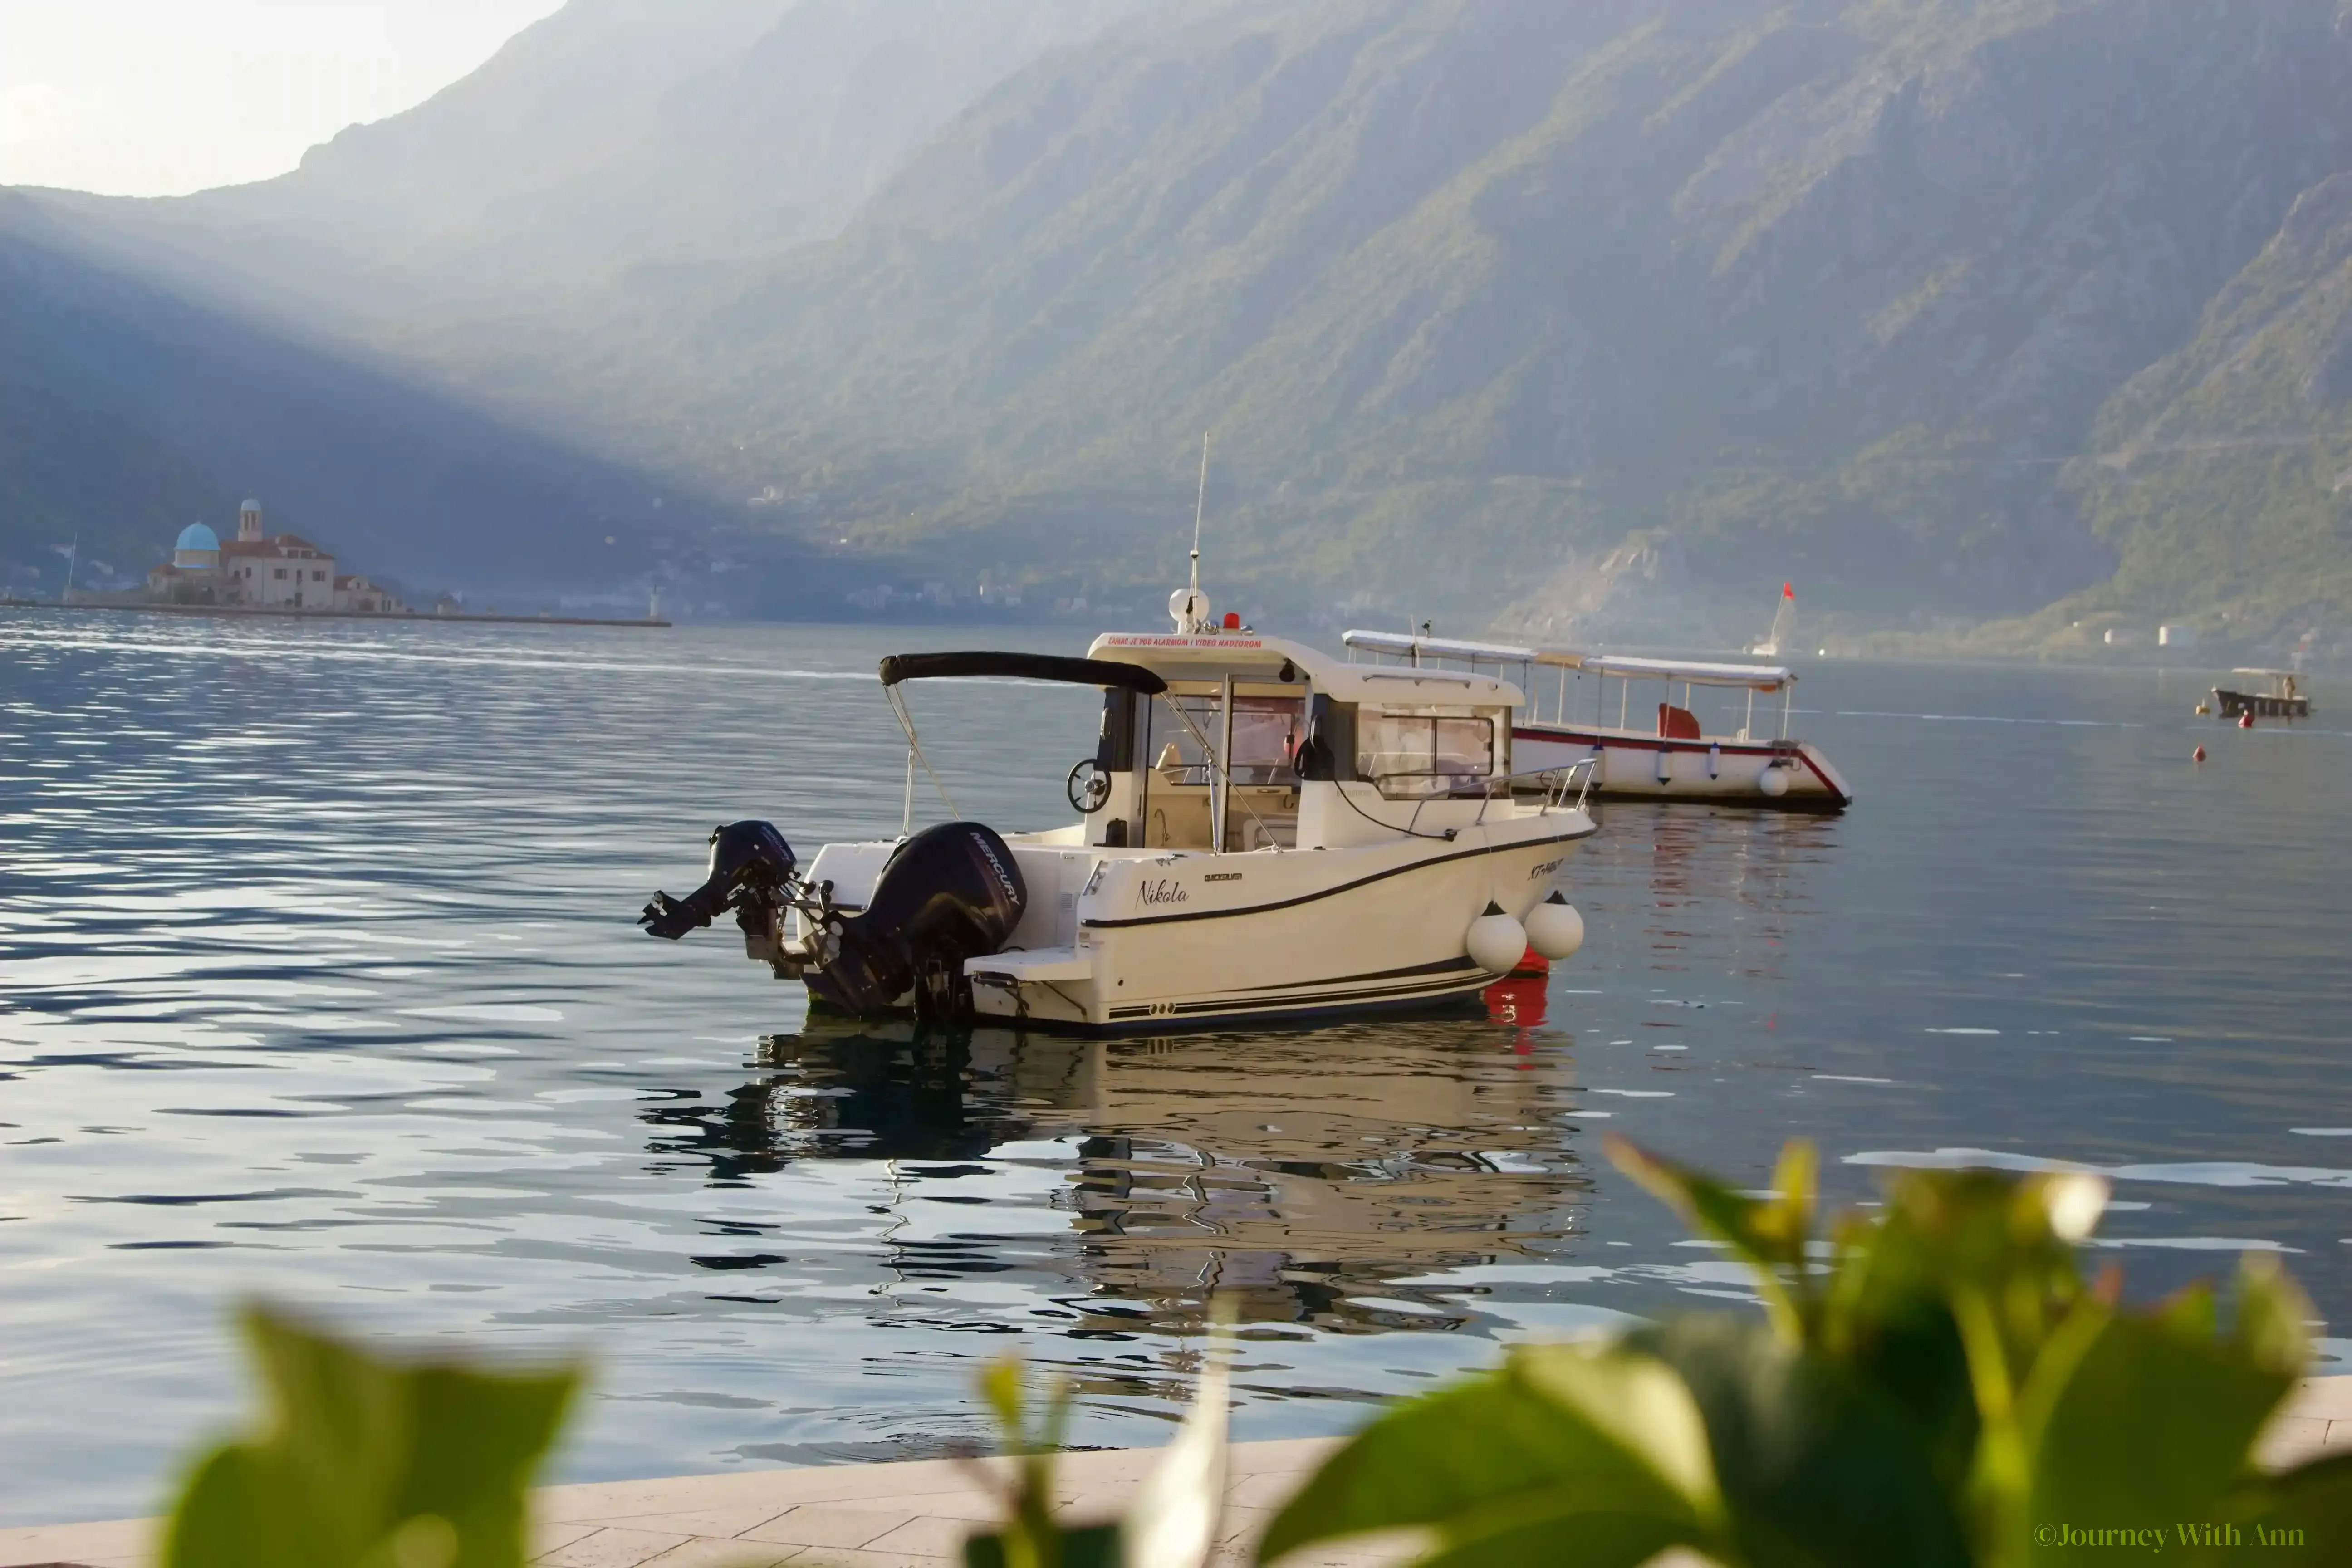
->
[[2007, 171, 2352, 651], [397, 0, 2352, 644], [11, 0, 2352, 647]]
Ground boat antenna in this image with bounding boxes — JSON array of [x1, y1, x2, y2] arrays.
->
[[1188, 432, 1209, 608], [1171, 433, 1211, 633]]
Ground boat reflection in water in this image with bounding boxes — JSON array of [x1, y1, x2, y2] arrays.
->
[[642, 1000, 1592, 1340]]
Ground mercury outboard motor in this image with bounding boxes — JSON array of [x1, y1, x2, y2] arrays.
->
[[640, 820, 796, 941], [806, 822, 1026, 1019]]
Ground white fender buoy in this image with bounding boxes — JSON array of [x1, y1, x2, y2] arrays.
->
[[1465, 902, 1529, 975], [1524, 892, 1585, 961], [1758, 763, 1790, 798]]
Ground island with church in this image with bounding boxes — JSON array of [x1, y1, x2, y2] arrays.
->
[[2, 496, 669, 626], [146, 499, 406, 612]]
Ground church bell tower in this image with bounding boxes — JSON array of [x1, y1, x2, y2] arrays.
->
[[239, 499, 263, 542]]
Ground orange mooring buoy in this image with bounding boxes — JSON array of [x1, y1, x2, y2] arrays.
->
[[2193, 744, 2206, 762], [2239, 710, 2255, 729]]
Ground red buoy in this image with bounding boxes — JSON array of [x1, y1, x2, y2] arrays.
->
[[2193, 745, 2206, 762], [2238, 710, 2255, 729]]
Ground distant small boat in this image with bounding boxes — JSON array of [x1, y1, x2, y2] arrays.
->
[[1342, 632, 1853, 809], [2212, 669, 2311, 719]]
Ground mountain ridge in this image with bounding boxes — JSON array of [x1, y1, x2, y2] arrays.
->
[[10, 0, 2352, 652]]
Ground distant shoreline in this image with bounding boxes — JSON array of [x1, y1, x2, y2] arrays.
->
[[2, 600, 669, 629]]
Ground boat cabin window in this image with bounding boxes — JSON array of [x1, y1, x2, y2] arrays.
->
[[1357, 706, 1497, 799], [1131, 681, 1306, 850]]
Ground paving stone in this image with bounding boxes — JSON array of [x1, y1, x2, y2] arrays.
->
[[531, 1520, 605, 1555], [571, 1507, 793, 1540], [832, 1491, 1001, 1524], [633, 1540, 801, 1568], [2295, 1375, 2352, 1421], [534, 1526, 694, 1567], [0, 1520, 157, 1568], [738, 1506, 916, 1551], [2257, 1415, 2333, 1470], [858, 1515, 975, 1558], [1225, 1469, 1308, 1510]]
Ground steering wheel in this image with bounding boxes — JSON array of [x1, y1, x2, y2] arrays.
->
[[1066, 758, 1112, 813]]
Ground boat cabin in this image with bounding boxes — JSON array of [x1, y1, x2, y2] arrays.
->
[[1073, 630, 1527, 853]]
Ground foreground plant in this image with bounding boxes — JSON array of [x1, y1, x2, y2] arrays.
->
[[166, 1306, 579, 1568], [965, 1307, 1234, 1568], [1260, 1137, 2352, 1566]]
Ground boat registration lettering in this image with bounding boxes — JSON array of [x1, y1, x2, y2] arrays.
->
[[1138, 878, 1189, 907], [1528, 858, 1565, 880], [1202, 872, 1242, 883]]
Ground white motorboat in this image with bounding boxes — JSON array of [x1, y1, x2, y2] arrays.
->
[[639, 599, 1598, 1030], [1343, 630, 1853, 808]]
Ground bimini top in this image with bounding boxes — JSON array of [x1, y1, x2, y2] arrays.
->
[[1093, 630, 1524, 707], [1343, 630, 1792, 692], [877, 650, 1168, 694]]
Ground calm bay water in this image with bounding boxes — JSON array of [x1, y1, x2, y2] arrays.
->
[[4, 609, 2349, 1525]]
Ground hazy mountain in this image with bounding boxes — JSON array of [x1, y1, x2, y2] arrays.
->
[[14, 0, 2352, 647], [0, 195, 746, 603], [369, 0, 2345, 644], [18, 0, 1162, 325], [2033, 169, 2352, 648]]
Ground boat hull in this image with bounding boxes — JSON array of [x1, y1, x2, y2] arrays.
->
[[2213, 688, 2311, 719], [1512, 723, 1852, 808], [794, 806, 1595, 1032]]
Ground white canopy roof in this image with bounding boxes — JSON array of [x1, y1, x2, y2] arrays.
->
[[1091, 631, 1523, 706], [1342, 630, 1792, 691]]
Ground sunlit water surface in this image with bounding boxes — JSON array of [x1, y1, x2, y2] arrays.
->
[[4, 611, 2348, 1524]]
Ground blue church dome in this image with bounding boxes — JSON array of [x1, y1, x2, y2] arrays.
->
[[176, 523, 220, 553]]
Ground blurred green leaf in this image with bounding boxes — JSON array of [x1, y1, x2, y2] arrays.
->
[[2019, 1287, 2299, 1563], [1634, 1316, 1972, 1568], [164, 1305, 578, 1568], [1609, 1136, 1812, 1340], [1259, 1340, 1723, 1566], [963, 1521, 1124, 1568], [1257, 1141, 2332, 1568], [2218, 1453, 2352, 1566]]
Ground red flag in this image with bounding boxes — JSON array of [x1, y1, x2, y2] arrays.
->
[[1782, 582, 1794, 599]]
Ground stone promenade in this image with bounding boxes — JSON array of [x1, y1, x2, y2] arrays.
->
[[5, 1377, 2347, 1568]]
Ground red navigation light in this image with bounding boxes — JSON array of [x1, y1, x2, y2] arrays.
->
[[1223, 611, 1241, 629]]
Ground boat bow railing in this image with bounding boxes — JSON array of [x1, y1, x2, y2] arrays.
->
[[1474, 756, 1596, 821]]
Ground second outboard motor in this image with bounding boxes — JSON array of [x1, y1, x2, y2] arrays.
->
[[640, 821, 796, 940], [806, 822, 1026, 1019]]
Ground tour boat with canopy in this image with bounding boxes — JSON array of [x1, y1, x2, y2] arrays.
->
[[2211, 670, 2312, 720], [1343, 631, 1852, 808], [636, 597, 1599, 1029]]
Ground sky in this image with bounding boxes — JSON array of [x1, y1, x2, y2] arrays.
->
[[0, 1, 565, 196]]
